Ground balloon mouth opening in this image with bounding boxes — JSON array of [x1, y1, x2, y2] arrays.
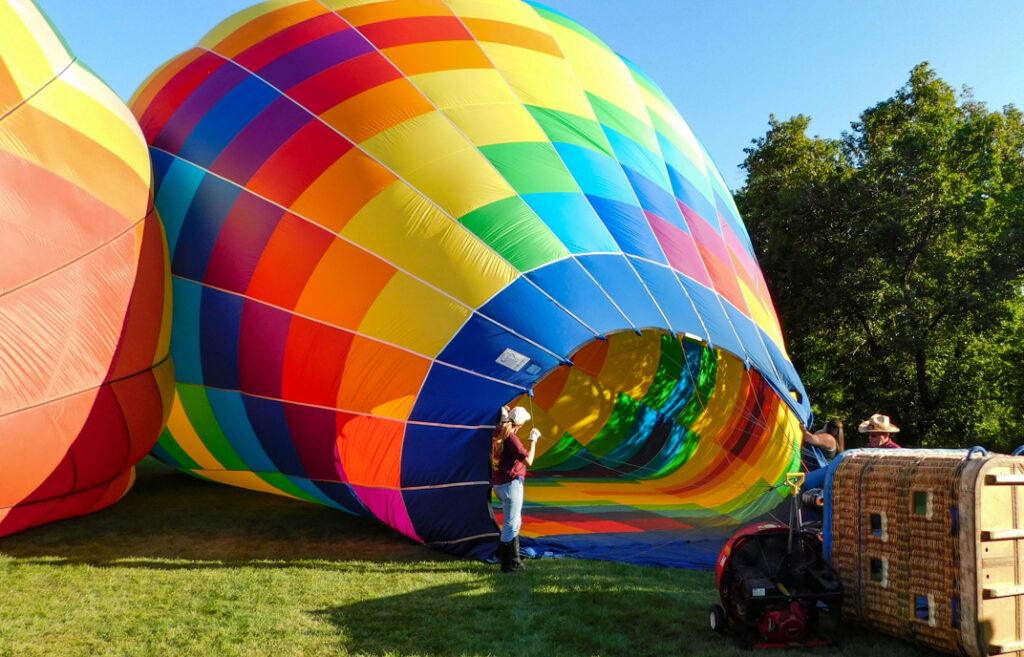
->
[[496, 328, 801, 541]]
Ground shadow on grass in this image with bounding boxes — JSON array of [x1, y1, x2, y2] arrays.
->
[[0, 457, 439, 569], [312, 562, 947, 657]]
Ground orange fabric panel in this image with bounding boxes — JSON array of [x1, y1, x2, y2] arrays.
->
[[245, 212, 333, 309], [111, 363, 174, 467], [289, 147, 397, 233], [530, 364, 570, 409], [461, 17, 562, 58], [382, 40, 493, 76], [209, 1, 331, 59], [570, 336, 610, 379], [0, 150, 131, 292], [319, 77, 435, 143], [0, 58, 20, 111], [339, 0, 452, 26], [294, 238, 396, 330], [3, 103, 149, 223], [335, 413, 404, 487], [336, 336, 430, 420]]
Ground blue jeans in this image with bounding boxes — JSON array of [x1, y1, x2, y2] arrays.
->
[[494, 478, 523, 542]]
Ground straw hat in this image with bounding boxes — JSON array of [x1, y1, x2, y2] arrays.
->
[[858, 413, 900, 434]]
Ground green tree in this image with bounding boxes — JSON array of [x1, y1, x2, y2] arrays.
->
[[737, 63, 1024, 448]]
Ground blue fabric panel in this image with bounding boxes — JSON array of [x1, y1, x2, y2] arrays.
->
[[149, 442, 178, 467], [410, 362, 526, 425], [576, 254, 669, 331], [676, 275, 745, 359], [478, 277, 595, 359], [403, 483, 497, 546], [600, 404, 658, 467], [241, 395, 307, 477], [529, 531, 724, 569], [519, 192, 619, 255], [622, 166, 684, 228], [206, 389, 276, 473], [553, 142, 637, 205], [169, 278, 203, 385], [586, 195, 666, 263], [401, 425, 491, 487], [179, 75, 279, 170], [601, 126, 671, 190], [760, 329, 811, 420], [309, 480, 373, 518], [667, 164, 719, 226], [437, 314, 561, 387], [526, 258, 631, 337], [154, 154, 205, 255], [629, 257, 708, 341], [722, 303, 779, 387], [171, 173, 240, 281], [282, 475, 348, 510], [199, 285, 242, 390]]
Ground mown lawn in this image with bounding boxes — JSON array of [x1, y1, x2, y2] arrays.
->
[[0, 458, 942, 657]]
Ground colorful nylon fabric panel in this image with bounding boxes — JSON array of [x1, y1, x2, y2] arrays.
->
[[133, 0, 810, 566], [0, 0, 174, 537]]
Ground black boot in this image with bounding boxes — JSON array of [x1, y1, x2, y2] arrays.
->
[[510, 536, 524, 572], [499, 541, 515, 573]]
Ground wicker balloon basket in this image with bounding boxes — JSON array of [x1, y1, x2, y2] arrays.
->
[[824, 448, 1024, 657]]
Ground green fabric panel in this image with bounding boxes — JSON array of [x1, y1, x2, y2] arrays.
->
[[458, 196, 568, 271], [649, 429, 700, 479], [529, 5, 613, 53], [586, 92, 659, 153], [256, 472, 321, 504], [525, 105, 613, 157], [479, 142, 578, 194], [641, 334, 684, 410], [532, 432, 586, 470], [176, 384, 248, 471], [156, 427, 200, 470], [675, 344, 716, 427], [585, 393, 641, 458]]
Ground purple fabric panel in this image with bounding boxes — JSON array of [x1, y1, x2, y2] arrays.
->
[[211, 96, 314, 185], [153, 61, 249, 155], [238, 299, 291, 400], [283, 403, 342, 481], [204, 192, 284, 294], [257, 28, 375, 91]]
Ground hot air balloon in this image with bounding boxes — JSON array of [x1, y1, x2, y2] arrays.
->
[[0, 0, 174, 537], [132, 0, 809, 567]]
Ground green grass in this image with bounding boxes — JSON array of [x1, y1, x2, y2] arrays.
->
[[0, 458, 943, 657]]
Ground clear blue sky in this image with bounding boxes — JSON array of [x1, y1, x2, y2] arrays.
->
[[34, 0, 1024, 190]]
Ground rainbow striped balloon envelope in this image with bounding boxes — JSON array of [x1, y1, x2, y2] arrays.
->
[[0, 0, 174, 537], [133, 0, 810, 567]]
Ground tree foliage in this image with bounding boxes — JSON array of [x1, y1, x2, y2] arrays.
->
[[737, 63, 1024, 449]]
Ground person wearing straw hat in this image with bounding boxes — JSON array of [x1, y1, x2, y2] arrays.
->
[[858, 413, 902, 448], [491, 405, 540, 573]]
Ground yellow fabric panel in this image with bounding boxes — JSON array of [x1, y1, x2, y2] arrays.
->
[[445, 0, 550, 30], [358, 271, 471, 357], [545, 21, 652, 134], [545, 368, 616, 446], [517, 404, 566, 462], [340, 180, 517, 307], [211, 2, 330, 60], [598, 330, 661, 402], [637, 85, 706, 168], [40, 67, 152, 184], [154, 217, 174, 366], [198, 0, 311, 51], [479, 43, 596, 119], [737, 276, 784, 349], [0, 0, 70, 100], [360, 111, 516, 219], [166, 387, 223, 471], [410, 69, 547, 144], [192, 469, 304, 500]]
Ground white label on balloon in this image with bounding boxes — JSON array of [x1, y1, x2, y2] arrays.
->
[[496, 348, 529, 372]]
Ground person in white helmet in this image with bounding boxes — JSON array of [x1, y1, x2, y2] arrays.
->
[[491, 405, 540, 573]]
